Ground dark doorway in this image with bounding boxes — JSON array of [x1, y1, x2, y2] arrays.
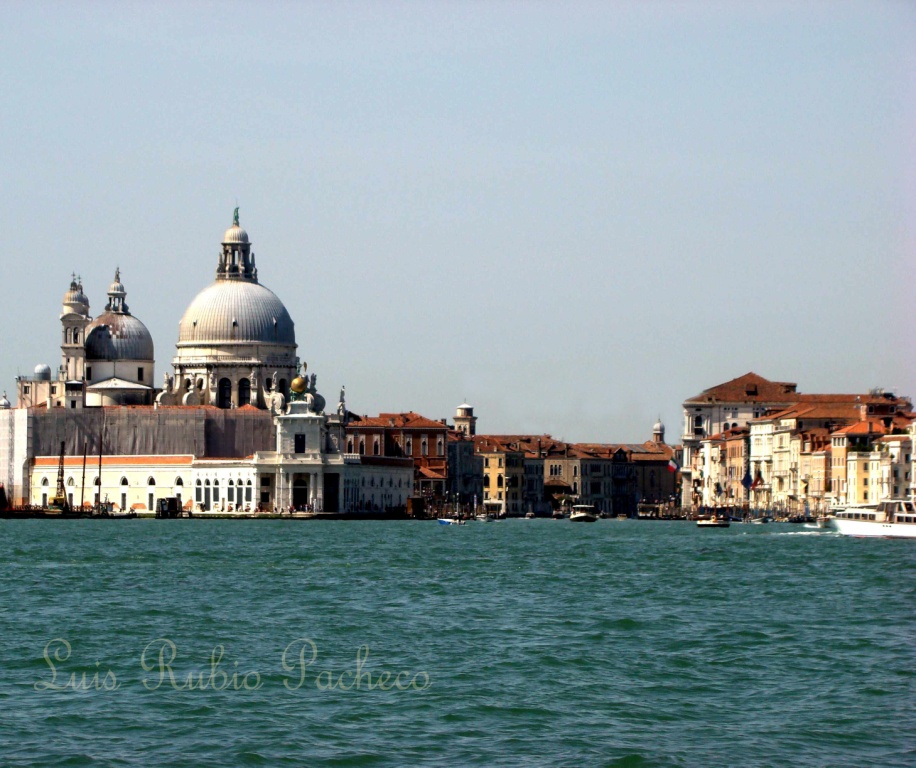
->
[[292, 476, 309, 508], [324, 473, 340, 513]]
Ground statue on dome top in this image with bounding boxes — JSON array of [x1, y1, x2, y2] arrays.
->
[[233, 207, 240, 226]]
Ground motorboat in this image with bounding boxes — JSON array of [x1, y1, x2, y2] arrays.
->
[[697, 515, 730, 528], [569, 505, 598, 523], [828, 500, 916, 538]]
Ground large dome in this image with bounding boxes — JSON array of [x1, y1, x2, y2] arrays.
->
[[177, 280, 295, 346], [85, 312, 155, 361]]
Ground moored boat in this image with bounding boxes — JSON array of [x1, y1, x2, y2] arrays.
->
[[828, 500, 916, 538]]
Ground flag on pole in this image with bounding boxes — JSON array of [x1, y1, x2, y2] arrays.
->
[[667, 458, 679, 473], [741, 470, 752, 490], [751, 472, 762, 490]]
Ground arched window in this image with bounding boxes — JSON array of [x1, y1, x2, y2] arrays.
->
[[41, 477, 49, 486], [66, 477, 75, 486], [147, 477, 156, 486], [175, 477, 184, 486], [228, 479, 235, 503], [245, 480, 252, 502], [213, 480, 220, 503], [373, 437, 380, 456], [421, 439, 428, 456], [497, 475, 503, 488], [347, 439, 353, 453], [238, 378, 251, 405], [218, 378, 232, 409], [405, 438, 412, 454], [437, 438, 444, 456], [120, 477, 129, 486], [195, 479, 202, 503], [359, 438, 365, 455]]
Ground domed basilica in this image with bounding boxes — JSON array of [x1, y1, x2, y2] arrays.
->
[[18, 210, 299, 411], [168, 210, 298, 409]]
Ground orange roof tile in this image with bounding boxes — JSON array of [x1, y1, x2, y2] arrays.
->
[[34, 455, 195, 467]]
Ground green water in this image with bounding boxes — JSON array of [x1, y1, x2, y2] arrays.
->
[[1, 520, 913, 767]]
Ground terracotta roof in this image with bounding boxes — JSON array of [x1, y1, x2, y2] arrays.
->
[[683, 372, 799, 405], [349, 412, 447, 430], [418, 466, 446, 480]]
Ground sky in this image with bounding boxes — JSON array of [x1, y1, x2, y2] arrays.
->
[[1, 1, 913, 443]]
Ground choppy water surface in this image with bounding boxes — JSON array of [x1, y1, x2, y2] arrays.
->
[[0, 519, 913, 767]]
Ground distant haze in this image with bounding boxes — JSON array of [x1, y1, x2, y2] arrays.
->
[[2, 2, 913, 442]]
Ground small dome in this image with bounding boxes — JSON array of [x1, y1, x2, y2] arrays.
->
[[653, 418, 664, 432], [85, 313, 154, 361], [223, 225, 249, 244], [63, 278, 89, 311], [290, 376, 308, 394], [0, 392, 11, 409], [108, 275, 126, 296], [34, 364, 52, 380]]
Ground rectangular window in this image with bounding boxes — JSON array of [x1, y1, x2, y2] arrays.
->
[[228, 486, 234, 502], [138, 367, 144, 382], [196, 486, 202, 502], [246, 485, 252, 501], [294, 434, 306, 453], [85, 368, 91, 380]]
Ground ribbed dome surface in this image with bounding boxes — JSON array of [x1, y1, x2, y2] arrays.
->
[[85, 313, 155, 361], [63, 287, 89, 307], [177, 280, 295, 345], [223, 224, 249, 244]]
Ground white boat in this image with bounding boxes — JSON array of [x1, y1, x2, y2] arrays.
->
[[697, 516, 730, 528], [828, 499, 916, 538], [569, 505, 598, 523]]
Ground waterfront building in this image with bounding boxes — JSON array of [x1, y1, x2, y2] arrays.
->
[[446, 428, 483, 511], [473, 436, 530, 516], [25, 383, 413, 514], [694, 427, 748, 509], [343, 411, 449, 505], [474, 427, 677, 517], [724, 427, 750, 509], [684, 373, 913, 512], [680, 373, 802, 508]]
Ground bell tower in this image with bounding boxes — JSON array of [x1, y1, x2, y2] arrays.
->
[[60, 274, 91, 381], [454, 402, 477, 436]]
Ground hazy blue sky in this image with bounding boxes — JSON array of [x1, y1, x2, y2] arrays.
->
[[2, 1, 913, 442]]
